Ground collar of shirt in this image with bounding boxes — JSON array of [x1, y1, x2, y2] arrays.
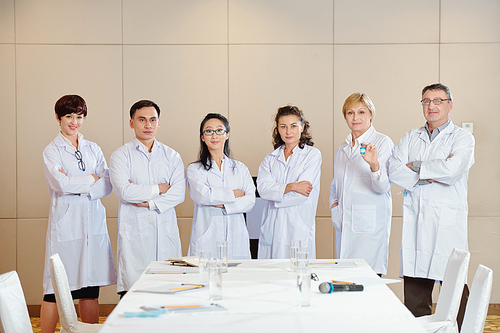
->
[[425, 120, 450, 142], [133, 137, 157, 157], [284, 144, 301, 164], [59, 132, 84, 152], [346, 125, 371, 156], [211, 156, 225, 177]]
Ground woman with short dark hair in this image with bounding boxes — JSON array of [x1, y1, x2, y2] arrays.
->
[[40, 95, 116, 332]]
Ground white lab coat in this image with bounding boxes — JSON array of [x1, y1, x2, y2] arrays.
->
[[329, 126, 394, 275], [187, 158, 255, 259], [42, 133, 116, 295], [257, 145, 321, 259], [110, 138, 186, 292], [389, 121, 475, 280]]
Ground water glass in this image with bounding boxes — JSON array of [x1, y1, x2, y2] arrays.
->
[[209, 259, 223, 301], [289, 240, 302, 271], [296, 252, 310, 307], [199, 250, 211, 284], [216, 240, 228, 273]]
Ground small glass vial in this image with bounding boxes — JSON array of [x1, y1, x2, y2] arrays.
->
[[360, 143, 366, 155]]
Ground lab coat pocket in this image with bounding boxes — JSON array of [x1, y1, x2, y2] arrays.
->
[[351, 205, 376, 233], [435, 198, 457, 227], [92, 203, 107, 235], [434, 145, 453, 160], [198, 215, 225, 249], [259, 214, 275, 247], [124, 213, 150, 241], [278, 207, 309, 245], [331, 205, 342, 232], [55, 204, 85, 242]]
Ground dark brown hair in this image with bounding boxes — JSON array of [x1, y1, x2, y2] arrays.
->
[[272, 105, 314, 149], [54, 95, 87, 120]]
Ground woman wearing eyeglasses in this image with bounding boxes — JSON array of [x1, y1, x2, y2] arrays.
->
[[257, 105, 322, 259], [40, 95, 116, 333], [329, 93, 394, 276], [187, 113, 255, 259]]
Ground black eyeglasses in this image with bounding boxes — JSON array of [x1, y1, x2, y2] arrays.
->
[[421, 98, 451, 106], [203, 129, 227, 136], [75, 150, 86, 172]]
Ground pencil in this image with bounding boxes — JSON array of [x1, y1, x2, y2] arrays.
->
[[331, 279, 356, 285]]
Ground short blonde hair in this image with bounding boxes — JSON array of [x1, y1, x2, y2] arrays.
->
[[342, 92, 376, 122]]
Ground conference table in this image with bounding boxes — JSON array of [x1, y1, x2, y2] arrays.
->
[[100, 259, 426, 333]]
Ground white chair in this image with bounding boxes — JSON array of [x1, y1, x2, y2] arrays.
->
[[0, 270, 33, 333], [460, 265, 493, 333], [50, 253, 102, 333], [416, 248, 470, 333]]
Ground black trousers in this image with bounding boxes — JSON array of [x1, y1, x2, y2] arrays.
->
[[404, 276, 469, 331]]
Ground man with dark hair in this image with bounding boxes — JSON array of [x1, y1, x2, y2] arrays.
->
[[110, 100, 186, 296], [389, 83, 475, 318]]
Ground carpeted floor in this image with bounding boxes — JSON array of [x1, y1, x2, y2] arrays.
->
[[30, 317, 106, 332], [29, 315, 500, 332]]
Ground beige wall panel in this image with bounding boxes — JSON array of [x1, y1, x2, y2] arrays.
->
[[229, 0, 333, 44], [0, 0, 14, 43], [0, 219, 16, 274], [440, 43, 500, 217], [15, 0, 121, 44], [441, 0, 500, 43], [178, 217, 193, 256], [315, 217, 335, 259], [123, 0, 227, 44], [334, 44, 440, 217], [17, 219, 47, 305], [16, 45, 123, 219], [0, 45, 16, 218], [99, 218, 119, 304], [123, 45, 228, 218], [334, 0, 438, 44], [229, 45, 333, 217], [468, 217, 500, 303]]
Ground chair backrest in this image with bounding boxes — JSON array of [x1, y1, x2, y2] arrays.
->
[[0, 270, 33, 333], [461, 265, 493, 333], [50, 253, 79, 331], [433, 248, 470, 322]]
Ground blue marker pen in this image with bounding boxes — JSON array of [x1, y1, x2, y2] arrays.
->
[[360, 143, 365, 155]]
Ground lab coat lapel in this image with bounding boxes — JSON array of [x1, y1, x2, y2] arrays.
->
[[431, 120, 454, 145]]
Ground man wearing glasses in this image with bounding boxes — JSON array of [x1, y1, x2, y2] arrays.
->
[[389, 83, 475, 318], [109, 100, 186, 297]]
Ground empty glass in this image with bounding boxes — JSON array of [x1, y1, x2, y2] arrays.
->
[[296, 251, 310, 307], [290, 240, 302, 271], [199, 250, 211, 284], [216, 240, 228, 273], [209, 259, 223, 301]]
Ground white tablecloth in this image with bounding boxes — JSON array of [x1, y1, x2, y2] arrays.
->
[[100, 259, 425, 333]]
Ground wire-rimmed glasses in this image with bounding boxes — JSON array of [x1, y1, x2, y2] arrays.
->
[[421, 98, 451, 106]]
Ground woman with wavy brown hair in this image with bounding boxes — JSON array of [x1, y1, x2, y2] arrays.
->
[[256, 105, 322, 259]]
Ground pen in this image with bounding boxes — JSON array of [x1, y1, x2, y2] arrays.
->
[[151, 272, 186, 275], [331, 279, 356, 285], [170, 285, 203, 291], [310, 262, 338, 265], [181, 283, 206, 286], [161, 305, 203, 309]]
